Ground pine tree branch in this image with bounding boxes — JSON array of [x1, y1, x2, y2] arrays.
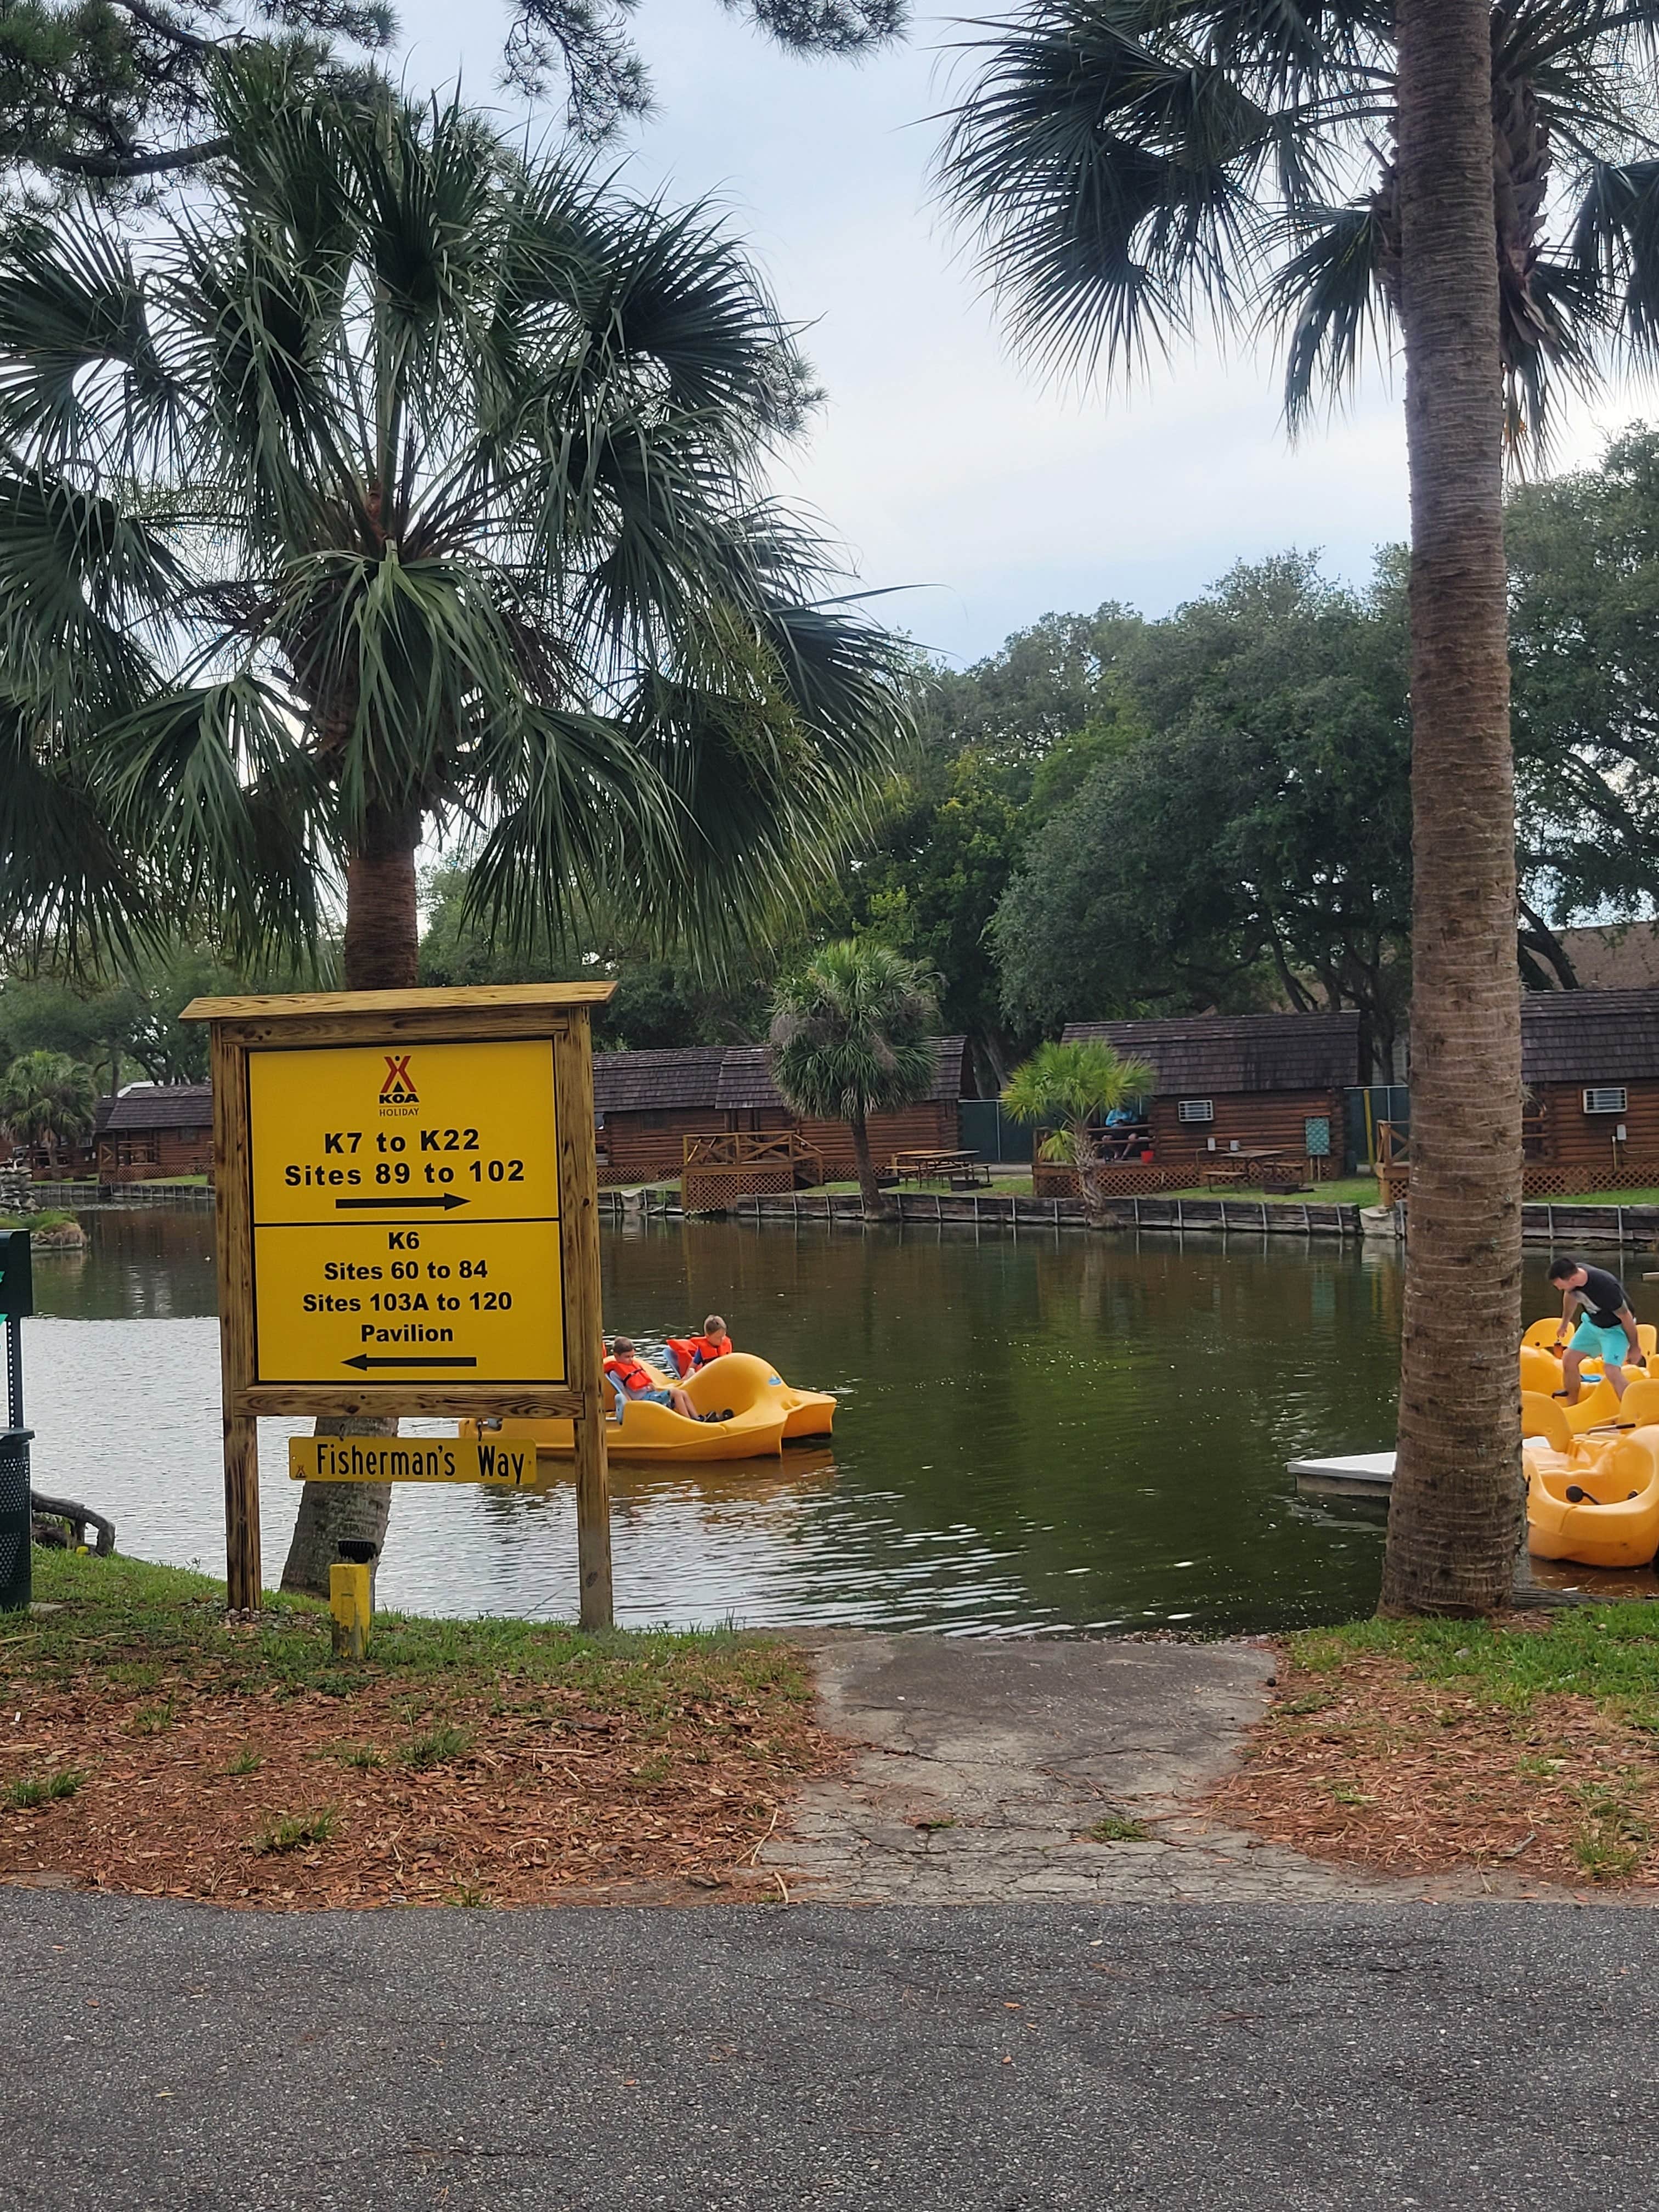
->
[[35, 135, 233, 178]]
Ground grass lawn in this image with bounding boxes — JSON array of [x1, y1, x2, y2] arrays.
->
[[1210, 1606, 1659, 1888], [1155, 1175, 1380, 1205], [0, 1210, 80, 1234], [0, 1550, 831, 1909]]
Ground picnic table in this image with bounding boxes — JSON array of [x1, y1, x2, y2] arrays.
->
[[889, 1148, 991, 1190], [1199, 1148, 1308, 1192]]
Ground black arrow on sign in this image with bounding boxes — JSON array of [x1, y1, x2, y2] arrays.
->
[[342, 1353, 479, 1371], [334, 1194, 470, 1211]]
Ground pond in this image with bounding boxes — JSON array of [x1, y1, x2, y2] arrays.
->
[[16, 1204, 1573, 1634]]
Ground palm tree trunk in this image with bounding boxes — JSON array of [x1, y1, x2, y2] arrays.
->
[[280, 802, 422, 1597], [342, 804, 421, 992], [1378, 0, 1524, 1616], [849, 1109, 889, 1218]]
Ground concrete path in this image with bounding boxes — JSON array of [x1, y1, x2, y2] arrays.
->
[[4, 1889, 1658, 2210], [763, 1633, 1544, 1904]]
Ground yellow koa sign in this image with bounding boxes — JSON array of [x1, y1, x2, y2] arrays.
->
[[248, 1037, 565, 1386]]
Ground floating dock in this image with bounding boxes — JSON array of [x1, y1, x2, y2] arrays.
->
[[1289, 1451, 1395, 1500]]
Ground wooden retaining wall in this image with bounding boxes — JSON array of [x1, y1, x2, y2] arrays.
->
[[598, 1185, 1364, 1237], [27, 1180, 213, 1206], [594, 1184, 1659, 1247], [1519, 1202, 1659, 1250]]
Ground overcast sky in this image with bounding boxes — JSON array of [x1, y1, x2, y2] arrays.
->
[[399, 0, 1647, 670]]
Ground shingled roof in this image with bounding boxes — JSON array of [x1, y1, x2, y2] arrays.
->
[[1061, 1013, 1361, 1093], [592, 1046, 726, 1115], [97, 1084, 213, 1132], [714, 1047, 780, 1112], [1521, 990, 1659, 1085], [718, 1037, 968, 1113], [595, 1037, 970, 1116]]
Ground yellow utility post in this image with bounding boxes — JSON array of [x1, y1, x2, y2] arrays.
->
[[182, 984, 615, 1626], [330, 1545, 375, 1661]]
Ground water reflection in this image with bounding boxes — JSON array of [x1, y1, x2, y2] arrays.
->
[[13, 1202, 1551, 1634]]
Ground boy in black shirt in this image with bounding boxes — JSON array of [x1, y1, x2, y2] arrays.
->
[[1548, 1255, 1643, 1403]]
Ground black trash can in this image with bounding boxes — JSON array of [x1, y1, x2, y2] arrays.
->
[[0, 1428, 32, 1613]]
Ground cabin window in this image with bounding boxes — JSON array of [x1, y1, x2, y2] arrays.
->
[[1583, 1087, 1628, 1115], [1176, 1098, 1214, 1124], [1305, 1116, 1331, 1158]]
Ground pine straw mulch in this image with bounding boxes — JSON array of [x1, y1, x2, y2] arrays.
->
[[1206, 1615, 1659, 1891], [0, 1555, 840, 1911]]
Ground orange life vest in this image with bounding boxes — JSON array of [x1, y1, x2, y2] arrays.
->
[[603, 1354, 654, 1396], [689, 1333, 732, 1367]]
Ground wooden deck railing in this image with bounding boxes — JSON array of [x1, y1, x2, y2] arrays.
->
[[1376, 1120, 1409, 1207], [681, 1131, 820, 1172], [681, 1129, 825, 1211]]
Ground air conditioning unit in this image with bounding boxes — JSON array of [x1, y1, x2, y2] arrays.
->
[[1176, 1098, 1214, 1124], [1584, 1086, 1628, 1115]]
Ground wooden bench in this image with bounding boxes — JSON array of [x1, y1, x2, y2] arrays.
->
[[1200, 1161, 1251, 1189], [1257, 1157, 1312, 1193]]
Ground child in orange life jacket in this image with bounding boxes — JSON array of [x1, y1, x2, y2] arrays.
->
[[603, 1339, 726, 1422], [673, 1314, 734, 1376]]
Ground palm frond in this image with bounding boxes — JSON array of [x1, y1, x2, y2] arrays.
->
[[0, 469, 183, 712], [460, 704, 679, 948], [0, 215, 171, 467], [1001, 1037, 1154, 1134], [1569, 158, 1659, 362], [0, 700, 158, 967], [565, 190, 801, 433], [935, 0, 1300, 383], [97, 677, 329, 960], [1269, 201, 1390, 432]]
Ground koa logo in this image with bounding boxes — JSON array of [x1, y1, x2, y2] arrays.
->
[[379, 1053, 419, 1108]]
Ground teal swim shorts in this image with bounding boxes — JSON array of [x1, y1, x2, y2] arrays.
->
[[1571, 1317, 1633, 1368]]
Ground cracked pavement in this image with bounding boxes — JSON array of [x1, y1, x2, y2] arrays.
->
[[762, 1632, 1570, 1904]]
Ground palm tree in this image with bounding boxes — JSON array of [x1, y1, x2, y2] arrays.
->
[[769, 941, 939, 1215], [932, 0, 1656, 1611], [0, 1050, 98, 1169], [0, 73, 909, 1592], [1000, 1038, 1152, 1226]]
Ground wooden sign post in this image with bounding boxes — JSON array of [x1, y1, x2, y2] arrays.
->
[[180, 985, 616, 1627]]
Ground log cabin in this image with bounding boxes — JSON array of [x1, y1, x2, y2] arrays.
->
[[93, 1084, 215, 1183], [3, 1085, 208, 1183], [712, 1038, 969, 1177], [1521, 989, 1659, 1190], [3, 1104, 104, 1180], [1059, 1012, 1361, 1179], [593, 1046, 729, 1186], [592, 1037, 970, 1186]]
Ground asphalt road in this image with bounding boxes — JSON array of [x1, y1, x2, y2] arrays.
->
[[1, 1892, 1656, 2210]]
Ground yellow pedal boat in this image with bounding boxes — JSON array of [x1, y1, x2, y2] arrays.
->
[[1523, 1383, 1659, 1568], [1520, 1316, 1659, 1435], [459, 1351, 834, 1466]]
